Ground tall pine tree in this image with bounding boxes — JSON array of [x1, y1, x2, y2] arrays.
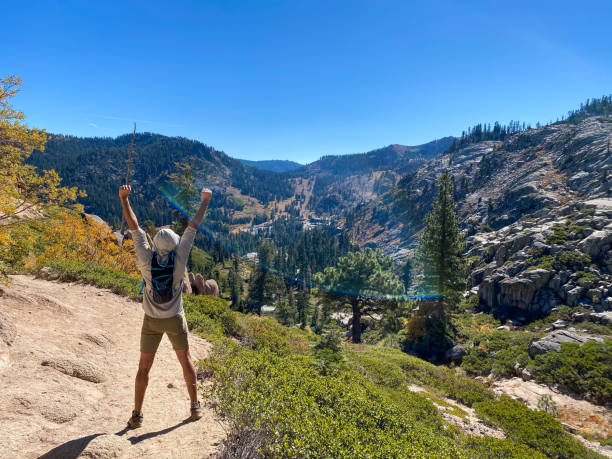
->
[[247, 242, 283, 314], [405, 170, 466, 358], [228, 255, 243, 311], [296, 290, 310, 329]]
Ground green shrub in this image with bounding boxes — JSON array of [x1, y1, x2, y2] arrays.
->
[[203, 341, 462, 458], [236, 314, 313, 355], [568, 224, 587, 235], [474, 395, 600, 458], [547, 226, 570, 244], [530, 340, 612, 404], [576, 271, 599, 287], [183, 294, 237, 337], [315, 326, 344, 353], [452, 312, 499, 338], [460, 294, 480, 312], [524, 255, 556, 272], [559, 251, 591, 267], [460, 436, 546, 459], [537, 394, 559, 416], [601, 437, 612, 448], [346, 346, 494, 407], [461, 330, 534, 378], [44, 259, 141, 300]]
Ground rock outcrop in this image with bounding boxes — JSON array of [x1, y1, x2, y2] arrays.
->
[[0, 311, 17, 346], [192, 274, 220, 297], [527, 330, 604, 357], [42, 357, 106, 383], [469, 199, 612, 320], [189, 273, 220, 297]]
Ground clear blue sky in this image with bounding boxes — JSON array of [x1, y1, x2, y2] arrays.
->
[[4, 1, 611, 163]]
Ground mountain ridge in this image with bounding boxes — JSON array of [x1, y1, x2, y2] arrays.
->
[[238, 158, 303, 173]]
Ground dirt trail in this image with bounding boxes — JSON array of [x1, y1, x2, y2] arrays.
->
[[0, 275, 225, 459]]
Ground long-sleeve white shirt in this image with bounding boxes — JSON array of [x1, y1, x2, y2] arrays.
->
[[130, 226, 196, 318]]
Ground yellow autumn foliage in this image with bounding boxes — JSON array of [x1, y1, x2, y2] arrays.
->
[[0, 75, 86, 280], [0, 75, 138, 279], [32, 209, 140, 276]]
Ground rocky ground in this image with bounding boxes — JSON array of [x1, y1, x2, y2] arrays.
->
[[0, 275, 224, 459]]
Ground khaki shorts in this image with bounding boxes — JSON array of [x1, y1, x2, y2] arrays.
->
[[140, 311, 189, 354]]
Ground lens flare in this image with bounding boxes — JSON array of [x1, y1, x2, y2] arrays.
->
[[158, 186, 444, 301]]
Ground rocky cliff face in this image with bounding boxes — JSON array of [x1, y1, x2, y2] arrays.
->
[[466, 198, 612, 321]]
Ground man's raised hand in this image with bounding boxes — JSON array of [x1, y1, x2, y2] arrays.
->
[[201, 187, 212, 204], [119, 184, 131, 199], [189, 188, 212, 230]]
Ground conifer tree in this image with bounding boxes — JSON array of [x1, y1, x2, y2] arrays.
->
[[247, 242, 282, 314], [405, 170, 466, 358], [314, 248, 403, 343], [418, 170, 466, 301], [275, 290, 297, 326], [310, 305, 321, 333], [228, 255, 243, 310], [296, 290, 310, 329]]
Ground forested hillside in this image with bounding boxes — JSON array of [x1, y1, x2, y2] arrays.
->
[[28, 133, 293, 228], [238, 158, 303, 173], [293, 138, 454, 215]]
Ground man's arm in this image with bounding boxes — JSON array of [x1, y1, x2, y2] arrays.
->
[[188, 188, 212, 229], [175, 188, 212, 269], [118, 185, 139, 231]]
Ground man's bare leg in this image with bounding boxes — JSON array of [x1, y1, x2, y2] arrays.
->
[[135, 352, 155, 412], [175, 349, 198, 404]]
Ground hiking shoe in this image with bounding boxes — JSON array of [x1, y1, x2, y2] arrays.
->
[[190, 401, 203, 420], [127, 410, 143, 428]]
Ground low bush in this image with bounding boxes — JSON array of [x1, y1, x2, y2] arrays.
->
[[461, 330, 534, 378], [524, 254, 556, 272], [184, 294, 237, 338], [43, 259, 141, 300], [547, 226, 570, 244], [203, 341, 466, 458], [576, 271, 599, 288], [474, 395, 600, 458], [346, 346, 494, 407], [530, 340, 612, 404], [344, 346, 595, 458], [559, 250, 591, 267]]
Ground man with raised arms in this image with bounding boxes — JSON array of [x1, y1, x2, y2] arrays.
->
[[119, 184, 212, 428]]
